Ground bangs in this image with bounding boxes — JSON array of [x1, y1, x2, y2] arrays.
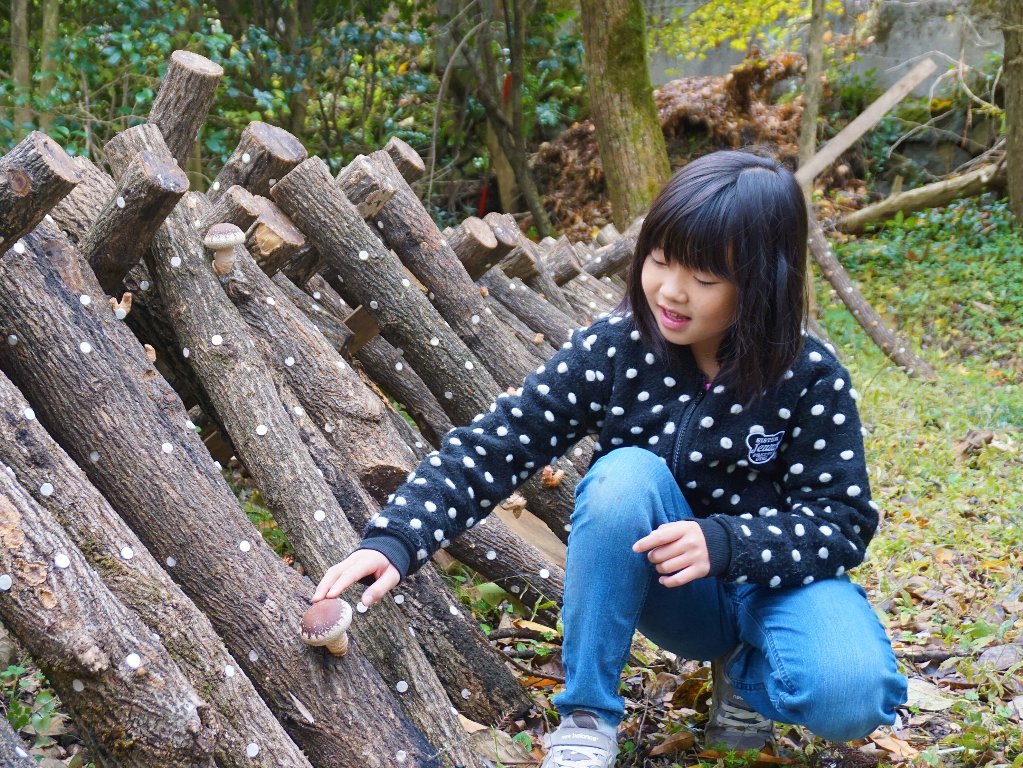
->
[[634, 168, 750, 281]]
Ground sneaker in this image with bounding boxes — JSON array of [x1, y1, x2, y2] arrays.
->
[[540, 712, 618, 768], [705, 658, 775, 752]]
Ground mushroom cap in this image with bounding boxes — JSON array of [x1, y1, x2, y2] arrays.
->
[[300, 598, 353, 645], [203, 222, 245, 249]]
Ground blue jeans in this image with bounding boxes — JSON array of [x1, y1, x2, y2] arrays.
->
[[553, 447, 907, 743]]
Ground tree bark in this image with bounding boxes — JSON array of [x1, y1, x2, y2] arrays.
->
[[296, 273, 455, 446], [274, 383, 535, 724], [479, 270, 575, 348], [0, 472, 215, 768], [145, 51, 224, 168], [0, 715, 33, 767], [1, 131, 80, 247], [579, 0, 669, 228], [1001, 0, 1023, 221], [0, 370, 312, 768], [81, 150, 188, 293], [273, 157, 500, 425], [0, 224, 438, 768], [276, 158, 582, 556], [209, 121, 307, 201], [11, 0, 32, 133]]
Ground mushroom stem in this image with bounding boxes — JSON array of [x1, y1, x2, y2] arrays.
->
[[325, 634, 349, 657], [212, 246, 236, 276]]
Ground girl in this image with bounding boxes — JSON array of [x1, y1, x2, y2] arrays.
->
[[313, 151, 907, 764]]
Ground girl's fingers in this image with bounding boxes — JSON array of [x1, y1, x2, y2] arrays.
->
[[361, 566, 400, 607], [313, 563, 349, 601], [653, 553, 693, 574]]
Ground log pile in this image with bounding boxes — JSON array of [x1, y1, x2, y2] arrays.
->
[[0, 45, 943, 763], [0, 49, 630, 766]]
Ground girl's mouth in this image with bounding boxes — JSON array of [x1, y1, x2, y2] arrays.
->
[[660, 307, 691, 330]]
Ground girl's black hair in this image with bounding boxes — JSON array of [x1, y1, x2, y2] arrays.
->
[[621, 150, 808, 403]]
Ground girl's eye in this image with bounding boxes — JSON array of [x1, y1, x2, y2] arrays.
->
[[695, 277, 718, 286]]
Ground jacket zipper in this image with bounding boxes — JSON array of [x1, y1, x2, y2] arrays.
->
[[670, 384, 708, 483]]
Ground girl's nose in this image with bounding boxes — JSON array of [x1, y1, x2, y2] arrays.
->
[[661, 274, 688, 303]]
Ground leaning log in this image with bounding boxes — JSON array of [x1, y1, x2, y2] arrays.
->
[[337, 150, 547, 389], [272, 158, 582, 541], [0, 369, 313, 768], [478, 270, 576, 349], [145, 50, 224, 167], [0, 130, 79, 247], [277, 384, 534, 724], [836, 162, 1006, 233], [80, 150, 188, 293], [209, 121, 307, 200], [286, 277, 568, 611], [198, 192, 414, 499], [298, 273, 455, 446], [0, 223, 438, 768], [0, 471, 214, 768], [807, 217, 935, 379], [0, 716, 33, 767], [273, 157, 497, 425]]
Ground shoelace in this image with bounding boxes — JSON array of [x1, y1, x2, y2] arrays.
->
[[712, 699, 773, 730], [547, 744, 611, 768]]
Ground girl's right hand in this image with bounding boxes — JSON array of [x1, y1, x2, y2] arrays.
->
[[312, 549, 400, 607]]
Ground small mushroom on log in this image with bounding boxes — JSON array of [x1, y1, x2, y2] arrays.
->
[[203, 222, 245, 275], [301, 598, 353, 656]]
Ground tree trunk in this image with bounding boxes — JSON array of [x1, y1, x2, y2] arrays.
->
[[0, 223, 439, 768], [0, 472, 215, 767], [578, 0, 669, 229], [38, 0, 60, 133], [80, 150, 188, 293], [0, 370, 312, 768], [11, 0, 32, 133], [338, 149, 549, 389], [1002, 0, 1023, 221], [798, 0, 826, 179], [274, 159, 585, 540]]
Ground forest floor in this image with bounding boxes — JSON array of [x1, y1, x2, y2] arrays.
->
[[3, 197, 1021, 767]]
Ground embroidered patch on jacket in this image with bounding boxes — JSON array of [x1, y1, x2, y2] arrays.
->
[[746, 429, 785, 465]]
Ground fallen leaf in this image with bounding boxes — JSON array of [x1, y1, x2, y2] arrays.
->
[[1009, 695, 1023, 721], [868, 730, 920, 758], [459, 714, 489, 734], [953, 429, 994, 458], [977, 644, 1023, 671], [512, 619, 558, 634], [648, 730, 695, 756], [468, 727, 538, 765], [906, 678, 957, 711]]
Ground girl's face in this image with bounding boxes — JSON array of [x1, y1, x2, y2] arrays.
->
[[641, 249, 737, 371]]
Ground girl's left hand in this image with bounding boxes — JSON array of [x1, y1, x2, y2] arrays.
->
[[632, 521, 710, 587]]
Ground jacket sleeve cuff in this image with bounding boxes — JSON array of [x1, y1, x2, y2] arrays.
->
[[357, 536, 414, 582], [696, 518, 733, 577]]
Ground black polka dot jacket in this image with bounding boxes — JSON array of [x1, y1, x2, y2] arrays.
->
[[359, 314, 879, 589]]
